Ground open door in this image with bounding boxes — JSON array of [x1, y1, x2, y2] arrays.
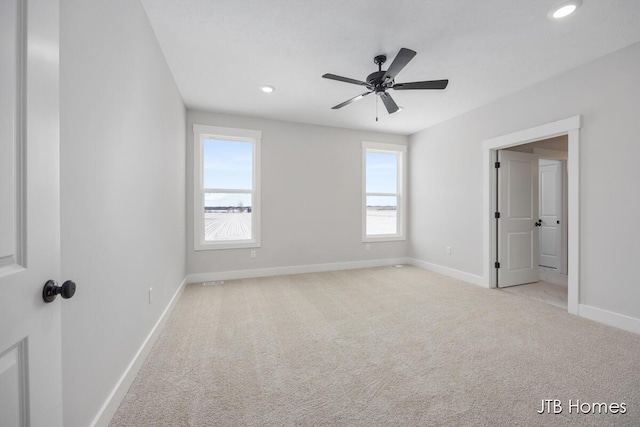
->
[[497, 150, 539, 288], [0, 0, 63, 426]]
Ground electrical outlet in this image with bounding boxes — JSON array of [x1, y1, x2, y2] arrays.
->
[[250, 250, 256, 258], [365, 244, 371, 251], [148, 287, 153, 304], [446, 246, 452, 255]]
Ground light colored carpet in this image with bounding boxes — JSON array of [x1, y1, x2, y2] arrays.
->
[[110, 266, 640, 426]]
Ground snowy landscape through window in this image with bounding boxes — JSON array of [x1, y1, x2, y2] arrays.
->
[[363, 142, 406, 240]]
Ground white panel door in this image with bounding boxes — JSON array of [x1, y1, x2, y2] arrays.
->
[[0, 0, 63, 426], [539, 159, 563, 269], [498, 150, 539, 288]]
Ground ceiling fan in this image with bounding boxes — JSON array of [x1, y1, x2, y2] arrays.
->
[[322, 48, 448, 116]]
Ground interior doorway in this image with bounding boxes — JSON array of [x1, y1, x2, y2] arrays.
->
[[497, 136, 569, 308], [482, 116, 580, 315]]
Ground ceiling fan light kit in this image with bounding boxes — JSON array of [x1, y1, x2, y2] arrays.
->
[[322, 47, 449, 119]]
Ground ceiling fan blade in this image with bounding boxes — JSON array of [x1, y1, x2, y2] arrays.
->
[[393, 79, 449, 90], [380, 92, 399, 114], [331, 91, 373, 109], [382, 48, 416, 81], [322, 73, 368, 86]]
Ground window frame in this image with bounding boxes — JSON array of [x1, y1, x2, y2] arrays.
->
[[362, 141, 407, 242], [193, 124, 261, 250]]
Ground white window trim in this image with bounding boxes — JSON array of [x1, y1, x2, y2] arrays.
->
[[362, 141, 407, 242], [193, 124, 261, 250]]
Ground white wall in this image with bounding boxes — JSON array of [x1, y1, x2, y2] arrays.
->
[[409, 41, 640, 320], [60, 1, 186, 426], [187, 111, 408, 276]]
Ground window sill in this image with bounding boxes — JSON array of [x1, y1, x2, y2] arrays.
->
[[362, 235, 406, 243], [194, 240, 261, 251]]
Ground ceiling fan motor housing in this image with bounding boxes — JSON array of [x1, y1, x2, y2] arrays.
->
[[367, 70, 387, 91]]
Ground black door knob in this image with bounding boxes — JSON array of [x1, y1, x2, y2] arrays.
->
[[534, 220, 542, 227], [43, 280, 76, 303]]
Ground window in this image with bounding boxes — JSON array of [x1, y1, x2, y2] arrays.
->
[[193, 124, 261, 250], [362, 141, 406, 242]]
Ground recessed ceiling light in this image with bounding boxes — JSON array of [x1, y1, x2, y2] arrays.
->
[[261, 85, 275, 93], [549, 0, 582, 19]]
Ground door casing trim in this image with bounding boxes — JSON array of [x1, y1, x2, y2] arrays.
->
[[482, 116, 580, 315]]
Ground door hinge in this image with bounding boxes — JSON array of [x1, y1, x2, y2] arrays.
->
[[494, 212, 500, 219], [494, 262, 500, 269], [495, 161, 501, 168]]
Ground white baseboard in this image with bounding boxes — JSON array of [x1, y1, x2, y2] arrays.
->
[[407, 258, 486, 287], [186, 257, 410, 284], [90, 277, 188, 427], [578, 304, 640, 335]]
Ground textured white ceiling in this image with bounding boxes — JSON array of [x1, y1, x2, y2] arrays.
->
[[141, 0, 640, 135]]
